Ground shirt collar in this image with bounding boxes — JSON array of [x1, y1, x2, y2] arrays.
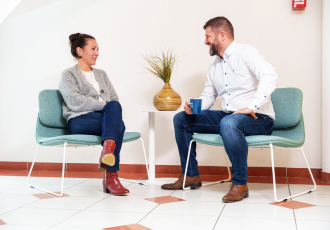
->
[[216, 40, 237, 61]]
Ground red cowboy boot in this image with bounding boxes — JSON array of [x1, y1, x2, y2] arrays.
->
[[102, 171, 129, 195], [100, 140, 116, 167]]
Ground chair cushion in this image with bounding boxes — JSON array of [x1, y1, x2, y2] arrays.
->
[[272, 88, 302, 129], [37, 132, 141, 146], [192, 116, 305, 148], [39, 90, 68, 128], [193, 133, 302, 148]]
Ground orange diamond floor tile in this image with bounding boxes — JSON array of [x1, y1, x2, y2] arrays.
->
[[0, 219, 5, 225], [104, 224, 151, 230], [145, 195, 185, 204], [33, 192, 70, 199], [270, 200, 315, 209]]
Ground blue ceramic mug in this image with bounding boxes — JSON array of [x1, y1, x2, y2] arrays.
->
[[190, 98, 202, 114]]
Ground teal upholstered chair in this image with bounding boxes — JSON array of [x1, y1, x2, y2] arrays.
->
[[183, 88, 316, 202], [26, 90, 149, 197]]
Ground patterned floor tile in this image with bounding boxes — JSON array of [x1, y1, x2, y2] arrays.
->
[[33, 192, 70, 199], [104, 224, 151, 230], [145, 196, 185, 204], [270, 200, 315, 209]]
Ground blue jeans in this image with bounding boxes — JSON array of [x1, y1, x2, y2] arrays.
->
[[173, 110, 274, 185], [68, 101, 125, 171]]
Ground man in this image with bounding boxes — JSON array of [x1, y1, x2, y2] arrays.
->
[[161, 16, 277, 203]]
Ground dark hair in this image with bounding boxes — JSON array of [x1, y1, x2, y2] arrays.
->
[[69, 33, 95, 58], [203, 17, 234, 39]]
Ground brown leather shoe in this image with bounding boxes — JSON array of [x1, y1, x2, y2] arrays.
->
[[100, 140, 116, 167], [102, 171, 129, 195], [161, 174, 202, 190], [222, 184, 249, 203]]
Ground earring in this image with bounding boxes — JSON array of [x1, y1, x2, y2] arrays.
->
[[79, 53, 82, 58]]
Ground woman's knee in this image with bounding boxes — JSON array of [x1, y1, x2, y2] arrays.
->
[[103, 100, 122, 112]]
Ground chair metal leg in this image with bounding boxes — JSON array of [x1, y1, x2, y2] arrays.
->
[[140, 138, 150, 179], [183, 140, 231, 190], [26, 142, 67, 197], [202, 151, 231, 187], [183, 140, 194, 191], [270, 144, 317, 202], [118, 138, 149, 186]]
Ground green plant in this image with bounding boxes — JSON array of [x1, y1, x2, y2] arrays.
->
[[143, 49, 177, 83]]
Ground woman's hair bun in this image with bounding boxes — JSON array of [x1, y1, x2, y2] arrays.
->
[[69, 33, 82, 45]]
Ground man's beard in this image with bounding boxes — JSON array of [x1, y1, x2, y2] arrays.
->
[[209, 42, 219, 56]]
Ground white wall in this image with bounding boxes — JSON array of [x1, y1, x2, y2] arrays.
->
[[0, 0, 21, 24], [322, 0, 330, 173], [0, 0, 322, 169]]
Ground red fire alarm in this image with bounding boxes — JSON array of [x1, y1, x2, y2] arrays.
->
[[292, 0, 306, 10]]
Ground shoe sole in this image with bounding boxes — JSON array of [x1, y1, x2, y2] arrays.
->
[[101, 154, 115, 166], [189, 182, 202, 189], [161, 182, 202, 190], [103, 186, 129, 195], [222, 192, 249, 203]]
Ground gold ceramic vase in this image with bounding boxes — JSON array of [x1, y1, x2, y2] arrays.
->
[[153, 83, 182, 111]]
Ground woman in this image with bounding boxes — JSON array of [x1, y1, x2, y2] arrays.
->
[[59, 33, 129, 195]]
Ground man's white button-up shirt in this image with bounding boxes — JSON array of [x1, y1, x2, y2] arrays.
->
[[199, 41, 278, 119]]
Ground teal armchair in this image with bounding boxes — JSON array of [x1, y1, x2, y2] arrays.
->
[[183, 88, 316, 202], [26, 90, 149, 196]]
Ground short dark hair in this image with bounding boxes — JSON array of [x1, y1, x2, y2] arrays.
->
[[69, 33, 95, 58], [203, 17, 234, 39]]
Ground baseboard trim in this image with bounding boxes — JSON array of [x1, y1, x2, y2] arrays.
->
[[321, 171, 330, 183], [0, 161, 322, 180]]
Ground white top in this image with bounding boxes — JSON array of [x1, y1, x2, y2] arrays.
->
[[200, 41, 278, 119], [80, 70, 103, 101]]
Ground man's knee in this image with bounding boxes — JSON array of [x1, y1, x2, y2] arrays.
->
[[220, 114, 242, 135], [173, 111, 187, 127]]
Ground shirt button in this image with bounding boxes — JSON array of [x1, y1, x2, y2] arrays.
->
[[227, 104, 228, 106], [255, 106, 257, 107], [229, 94, 230, 95], [264, 96, 266, 97], [224, 61, 226, 63], [226, 85, 228, 86], [101, 90, 104, 93], [225, 73, 227, 75]]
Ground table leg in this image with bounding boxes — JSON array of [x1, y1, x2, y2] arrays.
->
[[148, 112, 155, 181]]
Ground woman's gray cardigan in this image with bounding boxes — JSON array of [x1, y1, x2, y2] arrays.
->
[[59, 65, 119, 122]]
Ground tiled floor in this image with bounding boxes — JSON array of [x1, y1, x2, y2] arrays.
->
[[0, 174, 329, 230]]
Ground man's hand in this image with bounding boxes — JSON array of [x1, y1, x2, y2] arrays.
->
[[184, 101, 193, 114], [233, 108, 258, 119]]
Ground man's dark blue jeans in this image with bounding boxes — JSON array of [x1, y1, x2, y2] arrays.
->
[[68, 101, 125, 171], [174, 110, 274, 185]]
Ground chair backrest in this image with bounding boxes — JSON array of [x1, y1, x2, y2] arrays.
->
[[271, 88, 303, 129], [37, 88, 301, 130], [38, 89, 68, 129]]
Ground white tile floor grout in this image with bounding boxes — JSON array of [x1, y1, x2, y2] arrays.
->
[[0, 176, 329, 230]]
